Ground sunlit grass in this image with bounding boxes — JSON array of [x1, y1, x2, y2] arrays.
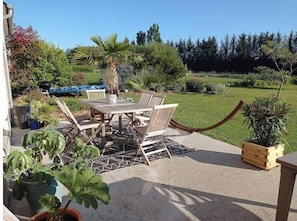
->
[[122, 85, 297, 154], [71, 74, 297, 154]]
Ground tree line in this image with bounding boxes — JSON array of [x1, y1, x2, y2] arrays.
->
[[169, 31, 297, 74], [132, 23, 297, 74]]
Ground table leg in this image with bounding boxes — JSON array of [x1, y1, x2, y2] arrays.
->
[[100, 113, 106, 138], [275, 166, 296, 221], [119, 114, 122, 133]]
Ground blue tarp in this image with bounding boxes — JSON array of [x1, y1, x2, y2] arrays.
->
[[49, 84, 108, 96]]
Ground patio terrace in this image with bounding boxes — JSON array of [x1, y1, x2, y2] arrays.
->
[[6, 123, 297, 221]]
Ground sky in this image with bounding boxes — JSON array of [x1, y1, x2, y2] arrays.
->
[[7, 0, 297, 51]]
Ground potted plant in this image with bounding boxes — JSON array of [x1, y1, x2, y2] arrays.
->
[[4, 117, 65, 213], [29, 139, 110, 221], [241, 96, 293, 170], [14, 90, 48, 129], [28, 99, 50, 130], [4, 116, 110, 218], [103, 67, 118, 104]]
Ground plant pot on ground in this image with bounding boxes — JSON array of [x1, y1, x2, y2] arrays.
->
[[28, 138, 110, 221], [29, 207, 82, 221], [4, 116, 64, 214], [13, 90, 49, 129], [14, 104, 31, 129], [241, 96, 293, 170], [4, 117, 110, 219], [28, 94, 55, 130]]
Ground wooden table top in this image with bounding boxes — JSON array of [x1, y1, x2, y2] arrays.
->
[[276, 152, 297, 171], [81, 98, 152, 115]]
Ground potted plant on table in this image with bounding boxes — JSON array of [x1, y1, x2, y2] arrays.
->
[[4, 117, 110, 220], [104, 62, 119, 103], [241, 96, 293, 170]]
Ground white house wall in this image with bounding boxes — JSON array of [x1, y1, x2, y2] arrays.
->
[[2, 1, 13, 157]]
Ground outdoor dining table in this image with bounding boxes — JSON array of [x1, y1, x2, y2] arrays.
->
[[80, 98, 153, 138], [275, 151, 297, 221]]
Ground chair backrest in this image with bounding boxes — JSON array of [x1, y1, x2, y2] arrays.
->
[[53, 96, 69, 118], [143, 94, 166, 117], [138, 91, 154, 106], [85, 89, 106, 99], [53, 96, 79, 126], [145, 103, 178, 136]]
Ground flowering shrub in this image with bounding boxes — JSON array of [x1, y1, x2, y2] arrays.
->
[[72, 72, 88, 85], [8, 26, 40, 92]]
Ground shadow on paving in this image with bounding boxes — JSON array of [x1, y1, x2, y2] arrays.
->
[[67, 177, 297, 221], [187, 149, 262, 170], [60, 137, 195, 174]]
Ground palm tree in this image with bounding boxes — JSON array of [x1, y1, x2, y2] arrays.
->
[[89, 34, 142, 94]]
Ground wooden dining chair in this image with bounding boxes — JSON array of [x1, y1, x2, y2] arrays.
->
[[125, 91, 154, 126], [138, 91, 154, 105], [85, 89, 106, 99], [136, 93, 166, 124], [53, 96, 101, 147], [85, 89, 110, 121], [132, 103, 178, 165]]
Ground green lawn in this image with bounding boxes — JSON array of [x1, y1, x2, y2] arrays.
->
[[121, 84, 297, 154], [71, 73, 297, 154]]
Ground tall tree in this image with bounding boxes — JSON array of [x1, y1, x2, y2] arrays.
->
[[261, 40, 297, 98], [36, 41, 72, 86], [287, 31, 297, 53], [8, 25, 40, 92], [147, 23, 162, 43], [135, 42, 186, 81], [136, 31, 146, 45]]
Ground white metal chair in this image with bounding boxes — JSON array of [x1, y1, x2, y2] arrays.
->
[[53, 96, 101, 146], [85, 89, 106, 99], [132, 103, 178, 165]]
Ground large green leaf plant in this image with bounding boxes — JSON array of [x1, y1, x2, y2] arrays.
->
[[4, 118, 110, 219]]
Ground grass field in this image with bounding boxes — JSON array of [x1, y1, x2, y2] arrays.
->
[[70, 73, 297, 154], [120, 83, 297, 154]]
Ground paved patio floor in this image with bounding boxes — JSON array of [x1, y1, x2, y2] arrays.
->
[[7, 125, 297, 221]]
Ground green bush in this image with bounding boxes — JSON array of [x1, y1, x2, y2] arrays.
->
[[71, 65, 94, 72], [291, 77, 297, 85], [242, 75, 256, 87], [62, 97, 86, 112], [205, 83, 224, 94], [171, 82, 185, 92], [186, 78, 204, 93], [72, 72, 88, 85]]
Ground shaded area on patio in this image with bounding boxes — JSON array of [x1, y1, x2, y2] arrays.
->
[[60, 137, 194, 174]]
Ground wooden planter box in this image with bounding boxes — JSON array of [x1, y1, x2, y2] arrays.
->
[[241, 141, 284, 170]]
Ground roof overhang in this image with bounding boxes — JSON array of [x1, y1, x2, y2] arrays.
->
[[3, 2, 13, 37]]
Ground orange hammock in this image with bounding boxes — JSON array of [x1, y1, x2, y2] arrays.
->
[[170, 100, 245, 133]]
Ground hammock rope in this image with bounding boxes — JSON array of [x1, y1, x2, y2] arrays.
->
[[170, 100, 245, 133]]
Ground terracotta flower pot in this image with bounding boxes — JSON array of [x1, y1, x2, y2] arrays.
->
[[29, 207, 82, 221]]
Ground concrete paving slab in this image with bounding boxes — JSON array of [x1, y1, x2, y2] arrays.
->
[[6, 125, 297, 221]]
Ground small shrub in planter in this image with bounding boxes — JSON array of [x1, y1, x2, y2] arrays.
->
[[241, 96, 294, 170], [242, 96, 293, 147]]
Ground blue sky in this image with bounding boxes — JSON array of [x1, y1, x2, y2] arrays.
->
[[8, 0, 297, 50]]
